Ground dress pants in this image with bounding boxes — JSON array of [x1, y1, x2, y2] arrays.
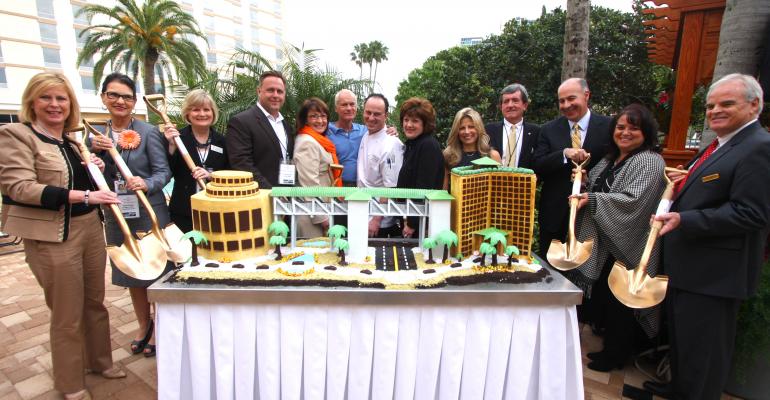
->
[[24, 211, 113, 393], [666, 286, 740, 400]]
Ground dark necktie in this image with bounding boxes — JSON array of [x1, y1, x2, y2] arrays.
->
[[674, 139, 719, 197]]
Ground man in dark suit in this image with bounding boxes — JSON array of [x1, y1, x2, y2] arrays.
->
[[226, 70, 294, 189], [485, 83, 540, 169], [647, 74, 770, 400], [533, 78, 612, 258]]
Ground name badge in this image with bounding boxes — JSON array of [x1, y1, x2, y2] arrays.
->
[[702, 173, 719, 183], [279, 161, 296, 185], [117, 194, 140, 219], [210, 144, 223, 154]]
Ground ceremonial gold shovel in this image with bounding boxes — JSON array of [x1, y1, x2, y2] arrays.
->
[[83, 120, 191, 263], [143, 94, 206, 190], [607, 169, 681, 308], [67, 128, 167, 280], [548, 157, 594, 270]]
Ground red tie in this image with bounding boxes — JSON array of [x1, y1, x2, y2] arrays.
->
[[674, 139, 719, 197]]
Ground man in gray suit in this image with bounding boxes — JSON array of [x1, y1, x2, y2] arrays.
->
[[227, 71, 294, 189], [647, 74, 770, 399]]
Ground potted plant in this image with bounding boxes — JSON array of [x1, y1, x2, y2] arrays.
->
[[724, 258, 770, 399]]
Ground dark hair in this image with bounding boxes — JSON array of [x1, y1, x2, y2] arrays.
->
[[399, 97, 436, 135], [101, 72, 136, 97], [607, 103, 660, 160], [259, 70, 286, 87], [296, 97, 330, 130], [364, 93, 389, 112], [499, 83, 529, 104]]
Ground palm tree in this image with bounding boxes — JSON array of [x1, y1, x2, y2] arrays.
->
[[484, 231, 507, 266], [334, 238, 349, 265], [561, 0, 590, 81], [436, 230, 459, 264], [180, 230, 208, 266], [367, 40, 389, 92], [269, 235, 286, 260], [479, 242, 496, 267], [350, 43, 368, 80], [422, 237, 438, 264], [268, 220, 289, 238], [328, 225, 347, 248], [505, 245, 520, 268], [76, 0, 207, 95]]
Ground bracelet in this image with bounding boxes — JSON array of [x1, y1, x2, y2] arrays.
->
[[84, 190, 90, 206]]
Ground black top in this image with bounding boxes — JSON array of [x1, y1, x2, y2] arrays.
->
[[168, 126, 228, 224], [397, 133, 445, 229], [458, 151, 482, 167]]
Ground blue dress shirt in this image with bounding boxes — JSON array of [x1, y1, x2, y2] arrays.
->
[[326, 121, 367, 184]]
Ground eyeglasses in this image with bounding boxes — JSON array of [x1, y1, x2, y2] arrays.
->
[[104, 91, 136, 102], [308, 113, 328, 121]]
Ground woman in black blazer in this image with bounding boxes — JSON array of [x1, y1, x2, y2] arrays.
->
[[163, 89, 228, 233]]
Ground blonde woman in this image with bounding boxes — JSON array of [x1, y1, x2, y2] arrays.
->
[[442, 107, 501, 188], [0, 72, 124, 400]]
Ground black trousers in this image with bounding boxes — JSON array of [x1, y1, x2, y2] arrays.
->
[[537, 227, 566, 260], [666, 286, 741, 400]]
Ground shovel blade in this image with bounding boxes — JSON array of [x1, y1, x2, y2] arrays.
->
[[107, 235, 167, 281], [546, 239, 594, 271], [608, 263, 669, 308], [162, 223, 192, 263]]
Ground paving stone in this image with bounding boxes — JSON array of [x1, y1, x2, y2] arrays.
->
[[0, 313, 31, 328], [116, 321, 139, 336], [13, 373, 52, 399], [125, 357, 157, 391], [13, 346, 46, 363], [32, 354, 51, 372]]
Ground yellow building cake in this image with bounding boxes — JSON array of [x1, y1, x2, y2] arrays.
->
[[190, 171, 272, 261], [450, 157, 537, 260]]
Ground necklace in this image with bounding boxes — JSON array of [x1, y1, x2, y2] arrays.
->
[[32, 123, 64, 143]]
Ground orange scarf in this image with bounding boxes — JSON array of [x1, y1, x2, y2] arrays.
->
[[299, 125, 342, 187]]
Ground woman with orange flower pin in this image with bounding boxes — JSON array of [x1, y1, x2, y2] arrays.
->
[[90, 73, 171, 358], [294, 98, 342, 238]]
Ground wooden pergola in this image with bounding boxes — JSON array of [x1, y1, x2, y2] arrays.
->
[[644, 0, 726, 166]]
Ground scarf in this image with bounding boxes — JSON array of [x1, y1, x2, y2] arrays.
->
[[299, 125, 342, 187]]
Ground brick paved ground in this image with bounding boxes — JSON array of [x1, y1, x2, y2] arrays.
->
[[0, 239, 742, 400]]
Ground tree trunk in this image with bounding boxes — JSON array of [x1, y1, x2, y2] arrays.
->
[[480, 254, 486, 267], [492, 253, 498, 267], [442, 245, 449, 264], [561, 0, 591, 81], [507, 257, 512, 268], [700, 0, 770, 148], [143, 48, 159, 95], [427, 248, 435, 264], [190, 238, 199, 266], [275, 245, 282, 260], [372, 62, 379, 92], [339, 249, 347, 265]]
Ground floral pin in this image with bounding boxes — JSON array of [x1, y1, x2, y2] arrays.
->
[[117, 130, 141, 150]]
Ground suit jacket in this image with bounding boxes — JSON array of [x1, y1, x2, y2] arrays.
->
[[226, 105, 294, 189], [664, 121, 770, 299], [167, 125, 228, 218], [533, 112, 612, 234], [0, 123, 97, 242], [485, 120, 541, 169]]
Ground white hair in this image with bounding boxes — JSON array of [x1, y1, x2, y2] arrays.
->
[[334, 89, 357, 105], [708, 73, 764, 115]]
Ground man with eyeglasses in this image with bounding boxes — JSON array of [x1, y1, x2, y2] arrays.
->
[[357, 93, 404, 238], [226, 70, 294, 189]]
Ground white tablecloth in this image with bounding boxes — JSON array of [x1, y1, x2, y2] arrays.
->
[[156, 302, 583, 399]]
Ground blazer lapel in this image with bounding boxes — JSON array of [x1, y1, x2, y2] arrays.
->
[[520, 121, 535, 160], [251, 106, 283, 154]]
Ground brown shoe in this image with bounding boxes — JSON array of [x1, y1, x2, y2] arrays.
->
[[64, 389, 92, 400], [100, 365, 127, 379]]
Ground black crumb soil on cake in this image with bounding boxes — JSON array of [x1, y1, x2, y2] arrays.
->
[[445, 268, 550, 286], [165, 274, 386, 289]]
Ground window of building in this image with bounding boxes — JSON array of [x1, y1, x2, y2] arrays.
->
[[234, 28, 243, 48], [274, 32, 281, 46], [272, 0, 281, 15], [206, 15, 215, 30], [251, 27, 259, 41], [251, 42, 260, 53], [207, 34, 216, 48], [250, 9, 259, 22], [0, 114, 21, 124], [0, 68, 7, 88], [80, 75, 95, 92], [42, 48, 61, 68], [39, 23, 58, 44], [207, 52, 217, 64], [36, 0, 55, 18], [0, 45, 4, 62], [72, 4, 88, 24], [275, 47, 282, 60], [79, 55, 94, 70]]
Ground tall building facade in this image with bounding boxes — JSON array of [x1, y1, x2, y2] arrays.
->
[[0, 0, 284, 123]]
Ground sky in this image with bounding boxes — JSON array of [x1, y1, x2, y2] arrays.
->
[[283, 1, 635, 103]]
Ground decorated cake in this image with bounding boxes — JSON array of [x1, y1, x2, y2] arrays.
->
[[168, 161, 551, 289]]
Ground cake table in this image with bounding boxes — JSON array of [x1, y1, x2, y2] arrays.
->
[[148, 260, 584, 400]]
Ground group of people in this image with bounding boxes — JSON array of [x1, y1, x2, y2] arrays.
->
[[0, 68, 767, 400]]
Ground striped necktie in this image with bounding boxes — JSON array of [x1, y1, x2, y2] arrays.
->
[[674, 139, 719, 198], [571, 123, 582, 149]]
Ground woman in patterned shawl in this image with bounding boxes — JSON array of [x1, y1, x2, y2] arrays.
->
[[566, 104, 666, 372]]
